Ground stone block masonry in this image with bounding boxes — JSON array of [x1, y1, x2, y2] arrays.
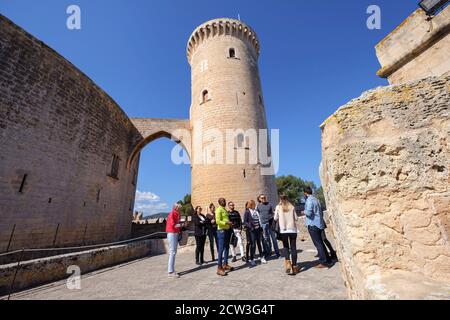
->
[[320, 73, 450, 299], [0, 14, 140, 251]]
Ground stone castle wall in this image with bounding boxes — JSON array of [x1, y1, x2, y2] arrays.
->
[[320, 73, 450, 299], [376, 6, 450, 85], [0, 14, 140, 251]]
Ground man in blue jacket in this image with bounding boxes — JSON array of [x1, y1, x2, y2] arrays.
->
[[303, 186, 331, 268]]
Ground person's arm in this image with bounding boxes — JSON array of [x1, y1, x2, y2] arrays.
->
[[244, 211, 252, 229], [293, 208, 299, 221], [236, 213, 242, 229], [274, 206, 279, 221], [167, 213, 175, 229], [269, 204, 274, 219], [304, 199, 314, 218], [173, 213, 181, 229]]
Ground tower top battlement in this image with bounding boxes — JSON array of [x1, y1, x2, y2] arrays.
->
[[187, 18, 260, 65]]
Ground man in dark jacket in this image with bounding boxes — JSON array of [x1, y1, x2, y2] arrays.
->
[[256, 194, 280, 261]]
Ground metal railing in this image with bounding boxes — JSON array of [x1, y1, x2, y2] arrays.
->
[[2, 231, 168, 300]]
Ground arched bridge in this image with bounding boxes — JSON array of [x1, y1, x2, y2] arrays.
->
[[128, 118, 191, 169]]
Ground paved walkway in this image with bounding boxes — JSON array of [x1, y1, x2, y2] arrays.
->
[[5, 238, 347, 300]]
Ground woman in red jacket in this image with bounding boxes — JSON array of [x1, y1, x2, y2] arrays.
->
[[166, 203, 183, 278]]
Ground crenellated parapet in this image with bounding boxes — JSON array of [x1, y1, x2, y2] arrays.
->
[[186, 18, 260, 64]]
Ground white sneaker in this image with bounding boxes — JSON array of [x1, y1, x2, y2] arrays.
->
[[261, 257, 267, 264], [168, 272, 180, 278]]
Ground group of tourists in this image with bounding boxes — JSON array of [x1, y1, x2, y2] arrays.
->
[[165, 187, 337, 278]]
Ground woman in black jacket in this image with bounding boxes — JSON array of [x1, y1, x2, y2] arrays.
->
[[243, 200, 264, 267], [205, 203, 218, 261], [192, 206, 207, 265]]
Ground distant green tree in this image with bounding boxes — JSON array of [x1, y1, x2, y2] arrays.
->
[[177, 194, 193, 217], [275, 175, 316, 206], [275, 175, 327, 209]]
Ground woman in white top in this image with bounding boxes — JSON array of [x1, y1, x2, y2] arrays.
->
[[274, 194, 299, 275]]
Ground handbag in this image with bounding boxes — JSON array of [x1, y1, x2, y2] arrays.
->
[[273, 219, 282, 241], [230, 232, 238, 247]]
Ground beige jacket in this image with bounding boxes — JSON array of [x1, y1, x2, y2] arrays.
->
[[274, 204, 298, 234]]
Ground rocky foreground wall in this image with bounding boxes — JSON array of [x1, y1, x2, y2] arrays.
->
[[320, 73, 450, 299]]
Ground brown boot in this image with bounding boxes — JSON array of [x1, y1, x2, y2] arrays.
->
[[217, 266, 226, 276], [223, 264, 234, 271], [284, 260, 292, 274], [292, 265, 300, 275]]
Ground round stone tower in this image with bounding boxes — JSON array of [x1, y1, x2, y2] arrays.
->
[[187, 18, 278, 212]]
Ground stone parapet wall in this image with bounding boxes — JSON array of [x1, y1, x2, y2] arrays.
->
[[376, 7, 450, 84]]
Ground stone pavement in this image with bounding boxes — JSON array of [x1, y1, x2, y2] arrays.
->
[[5, 238, 347, 300]]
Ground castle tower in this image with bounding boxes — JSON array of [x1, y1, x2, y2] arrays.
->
[[187, 18, 278, 212]]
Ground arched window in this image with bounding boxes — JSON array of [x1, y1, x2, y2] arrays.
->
[[202, 90, 210, 103], [229, 48, 236, 58], [236, 133, 244, 148]]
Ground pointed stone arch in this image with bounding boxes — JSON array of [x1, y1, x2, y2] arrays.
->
[[128, 118, 191, 170]]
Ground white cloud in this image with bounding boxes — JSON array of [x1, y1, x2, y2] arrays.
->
[[134, 190, 168, 216], [135, 190, 161, 202]]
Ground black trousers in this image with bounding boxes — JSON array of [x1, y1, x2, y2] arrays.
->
[[321, 230, 336, 257], [195, 235, 207, 263], [308, 225, 331, 264], [246, 228, 263, 261], [206, 226, 218, 259], [281, 233, 297, 265]]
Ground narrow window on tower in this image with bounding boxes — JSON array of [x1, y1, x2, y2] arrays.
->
[[229, 48, 236, 58], [109, 154, 120, 179], [236, 133, 244, 148], [18, 173, 28, 193], [201, 90, 210, 104]]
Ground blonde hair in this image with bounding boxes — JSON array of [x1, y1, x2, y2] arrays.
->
[[279, 195, 293, 213], [246, 200, 256, 210], [173, 203, 182, 212]]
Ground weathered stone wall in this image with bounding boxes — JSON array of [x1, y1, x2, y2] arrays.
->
[[0, 14, 140, 251], [320, 73, 450, 299], [376, 7, 450, 85]]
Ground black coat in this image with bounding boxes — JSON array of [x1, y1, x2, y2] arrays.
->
[[243, 209, 260, 231], [228, 210, 242, 230], [192, 214, 207, 236]]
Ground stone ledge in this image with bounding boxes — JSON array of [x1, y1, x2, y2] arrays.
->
[[0, 236, 197, 296]]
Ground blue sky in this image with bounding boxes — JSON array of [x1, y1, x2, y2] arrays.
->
[[0, 0, 419, 215]]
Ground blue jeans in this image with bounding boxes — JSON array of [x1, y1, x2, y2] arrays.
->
[[308, 225, 331, 264], [167, 232, 178, 273], [261, 222, 280, 258], [217, 229, 232, 267], [248, 227, 263, 260]]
